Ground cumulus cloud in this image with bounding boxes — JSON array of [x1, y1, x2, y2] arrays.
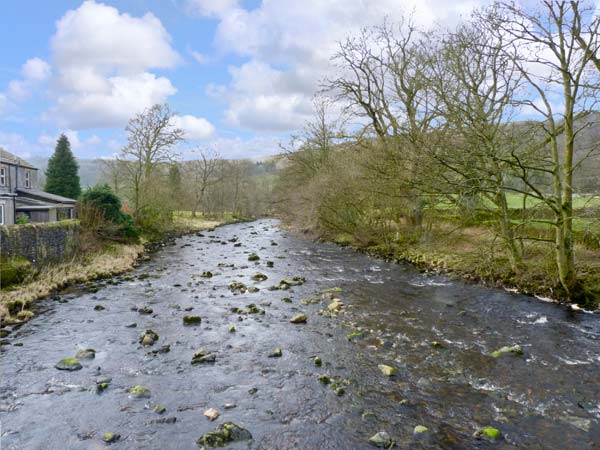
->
[[49, 72, 177, 128], [1, 57, 51, 105], [47, 1, 191, 130], [172, 114, 215, 139], [204, 0, 485, 132]]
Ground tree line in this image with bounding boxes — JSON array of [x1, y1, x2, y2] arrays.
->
[[276, 1, 600, 303]]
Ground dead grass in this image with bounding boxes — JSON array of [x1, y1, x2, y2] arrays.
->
[[0, 243, 143, 319]]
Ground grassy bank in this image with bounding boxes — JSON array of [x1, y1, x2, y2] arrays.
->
[[322, 222, 600, 310], [0, 214, 242, 322]]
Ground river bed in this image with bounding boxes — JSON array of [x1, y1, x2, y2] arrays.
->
[[1, 219, 599, 449]]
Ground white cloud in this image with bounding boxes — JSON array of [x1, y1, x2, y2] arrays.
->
[[48, 0, 181, 129], [38, 129, 102, 150], [186, 0, 240, 18], [2, 57, 51, 104], [22, 57, 52, 82], [52, 0, 179, 71], [205, 0, 485, 132], [172, 114, 215, 139], [189, 49, 209, 64], [49, 72, 177, 128]]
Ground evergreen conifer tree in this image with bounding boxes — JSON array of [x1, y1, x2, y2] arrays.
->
[[45, 134, 81, 199]]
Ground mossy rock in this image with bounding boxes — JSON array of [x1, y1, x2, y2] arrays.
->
[[378, 364, 396, 377], [0, 257, 33, 289], [251, 272, 268, 281], [268, 348, 282, 358], [247, 253, 260, 261], [75, 348, 96, 360], [290, 313, 307, 324], [368, 431, 394, 448], [280, 277, 306, 287], [191, 349, 217, 364], [183, 315, 202, 325], [414, 425, 429, 434], [129, 385, 151, 398], [346, 331, 364, 341], [102, 432, 120, 443], [196, 421, 253, 447], [55, 358, 82, 371], [474, 426, 502, 441], [491, 344, 523, 357]]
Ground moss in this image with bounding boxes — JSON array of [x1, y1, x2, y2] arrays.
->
[[129, 385, 151, 398], [480, 426, 501, 440], [182, 315, 202, 325], [0, 257, 33, 288], [378, 364, 396, 376], [55, 358, 82, 371]]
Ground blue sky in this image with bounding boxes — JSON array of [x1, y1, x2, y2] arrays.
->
[[0, 0, 487, 160]]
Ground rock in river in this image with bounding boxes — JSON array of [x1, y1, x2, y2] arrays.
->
[[203, 407, 220, 421], [196, 422, 252, 448], [129, 385, 151, 398], [268, 348, 283, 358], [378, 364, 396, 377], [251, 272, 268, 281], [369, 431, 394, 448], [75, 348, 96, 360], [192, 349, 217, 364], [102, 432, 120, 443], [491, 344, 523, 357], [290, 313, 307, 324], [139, 329, 159, 346], [55, 358, 82, 371], [473, 426, 502, 441], [183, 315, 202, 325]]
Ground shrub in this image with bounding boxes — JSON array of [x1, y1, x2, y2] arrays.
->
[[79, 185, 140, 241]]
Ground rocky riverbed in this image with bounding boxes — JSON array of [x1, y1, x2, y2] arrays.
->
[[1, 219, 599, 449]]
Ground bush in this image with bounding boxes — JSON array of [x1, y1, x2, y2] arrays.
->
[[79, 185, 140, 241], [15, 214, 30, 224]]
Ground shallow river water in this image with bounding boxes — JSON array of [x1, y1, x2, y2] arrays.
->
[[1, 219, 599, 450]]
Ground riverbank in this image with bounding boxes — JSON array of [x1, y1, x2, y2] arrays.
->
[[0, 215, 241, 322], [295, 223, 600, 310]]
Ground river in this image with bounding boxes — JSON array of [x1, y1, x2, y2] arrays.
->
[[1, 219, 599, 449]]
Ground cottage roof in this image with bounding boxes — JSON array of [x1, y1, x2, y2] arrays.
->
[[16, 188, 77, 204], [0, 147, 37, 169]]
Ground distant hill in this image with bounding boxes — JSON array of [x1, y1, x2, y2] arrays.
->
[[29, 157, 108, 189]]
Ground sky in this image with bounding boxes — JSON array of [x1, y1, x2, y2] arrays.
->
[[0, 0, 486, 160]]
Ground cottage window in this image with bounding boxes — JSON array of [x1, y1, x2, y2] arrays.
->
[[0, 166, 5, 186], [0, 205, 4, 225], [24, 171, 30, 188]]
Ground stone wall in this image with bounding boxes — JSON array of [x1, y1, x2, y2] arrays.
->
[[0, 220, 80, 266]]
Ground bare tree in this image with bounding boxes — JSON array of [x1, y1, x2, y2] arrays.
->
[[486, 0, 600, 297], [118, 104, 184, 219], [184, 149, 222, 217]]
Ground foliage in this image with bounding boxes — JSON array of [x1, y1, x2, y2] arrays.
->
[[79, 184, 140, 241], [15, 214, 29, 224], [45, 134, 81, 199]]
